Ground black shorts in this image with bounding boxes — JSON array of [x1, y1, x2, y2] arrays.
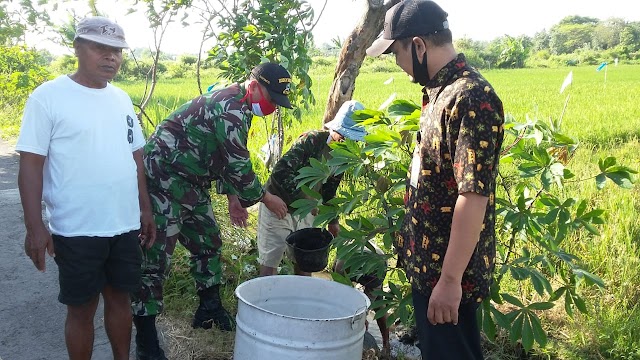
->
[[52, 230, 142, 306]]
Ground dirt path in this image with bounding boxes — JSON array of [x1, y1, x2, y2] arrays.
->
[[0, 138, 135, 360]]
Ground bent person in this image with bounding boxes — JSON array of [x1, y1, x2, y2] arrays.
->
[[257, 100, 366, 276]]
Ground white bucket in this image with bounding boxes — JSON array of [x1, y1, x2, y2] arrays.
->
[[233, 275, 370, 360]]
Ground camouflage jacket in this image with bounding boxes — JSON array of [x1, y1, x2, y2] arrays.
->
[[264, 130, 342, 222], [144, 83, 264, 207]]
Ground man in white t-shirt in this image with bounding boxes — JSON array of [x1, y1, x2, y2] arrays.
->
[[16, 17, 155, 360]]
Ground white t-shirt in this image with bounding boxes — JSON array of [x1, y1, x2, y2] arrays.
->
[[16, 75, 146, 237]]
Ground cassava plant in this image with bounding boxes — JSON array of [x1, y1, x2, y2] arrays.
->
[[292, 81, 637, 352]]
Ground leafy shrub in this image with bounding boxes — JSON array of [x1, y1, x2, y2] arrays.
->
[[0, 45, 51, 136], [50, 54, 77, 76], [0, 45, 51, 104]]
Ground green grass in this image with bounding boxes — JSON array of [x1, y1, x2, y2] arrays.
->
[[3, 63, 638, 359]]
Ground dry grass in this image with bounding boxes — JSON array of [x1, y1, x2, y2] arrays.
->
[[158, 316, 235, 360]]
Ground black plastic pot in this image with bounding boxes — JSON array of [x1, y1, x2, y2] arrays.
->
[[286, 228, 333, 272]]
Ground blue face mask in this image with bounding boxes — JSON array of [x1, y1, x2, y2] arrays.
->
[[251, 103, 270, 117]]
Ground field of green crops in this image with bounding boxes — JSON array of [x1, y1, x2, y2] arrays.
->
[[119, 64, 639, 359]]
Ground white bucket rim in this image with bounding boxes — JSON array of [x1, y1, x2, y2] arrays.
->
[[235, 275, 370, 321]]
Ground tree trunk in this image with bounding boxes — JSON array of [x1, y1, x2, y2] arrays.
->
[[322, 0, 400, 124]]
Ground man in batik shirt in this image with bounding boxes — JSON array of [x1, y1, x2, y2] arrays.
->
[[367, 1, 504, 359]]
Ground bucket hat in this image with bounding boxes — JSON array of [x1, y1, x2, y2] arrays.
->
[[325, 100, 367, 141]]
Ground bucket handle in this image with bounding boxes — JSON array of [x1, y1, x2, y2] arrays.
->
[[350, 305, 369, 330]]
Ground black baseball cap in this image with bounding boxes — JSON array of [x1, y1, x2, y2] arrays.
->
[[366, 0, 449, 57], [251, 62, 293, 109]]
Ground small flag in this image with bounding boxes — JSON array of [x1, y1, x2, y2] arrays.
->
[[560, 71, 573, 94], [596, 62, 607, 72], [383, 77, 394, 85], [614, 58, 619, 66]]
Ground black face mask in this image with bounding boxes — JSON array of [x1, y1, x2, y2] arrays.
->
[[411, 42, 429, 86]]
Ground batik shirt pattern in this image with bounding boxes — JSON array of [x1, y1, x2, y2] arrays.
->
[[397, 54, 505, 303]]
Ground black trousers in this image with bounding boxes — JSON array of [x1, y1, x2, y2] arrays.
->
[[412, 287, 484, 360]]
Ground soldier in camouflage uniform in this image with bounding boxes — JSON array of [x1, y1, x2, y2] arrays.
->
[[258, 100, 366, 276], [131, 62, 291, 360]]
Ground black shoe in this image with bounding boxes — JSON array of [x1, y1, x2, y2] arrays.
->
[[133, 315, 168, 360], [191, 285, 235, 331]]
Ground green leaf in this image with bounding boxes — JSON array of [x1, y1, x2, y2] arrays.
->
[[501, 293, 525, 307], [539, 195, 561, 207], [563, 168, 576, 179], [541, 208, 560, 225], [313, 211, 339, 227], [530, 272, 546, 295], [491, 306, 512, 329], [572, 268, 605, 288], [550, 286, 566, 301], [510, 313, 524, 343], [541, 169, 553, 189], [598, 156, 617, 171], [575, 199, 587, 217], [605, 170, 636, 189], [553, 133, 577, 145], [300, 185, 321, 200], [510, 267, 528, 281], [528, 302, 555, 311], [573, 294, 589, 314], [581, 209, 605, 219], [387, 100, 420, 116], [479, 300, 496, 340], [532, 146, 551, 166], [595, 173, 607, 189], [580, 220, 600, 235], [330, 272, 352, 286], [529, 312, 548, 347], [565, 292, 574, 317], [521, 313, 535, 351]]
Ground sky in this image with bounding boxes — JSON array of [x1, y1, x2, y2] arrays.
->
[[26, 0, 640, 56]]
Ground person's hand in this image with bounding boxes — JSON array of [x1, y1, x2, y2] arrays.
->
[[427, 277, 462, 325], [327, 223, 340, 238], [262, 192, 287, 220], [228, 194, 249, 227], [24, 222, 54, 272], [139, 210, 156, 249]]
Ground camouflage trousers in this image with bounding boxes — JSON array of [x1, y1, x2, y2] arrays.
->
[[130, 177, 223, 316]]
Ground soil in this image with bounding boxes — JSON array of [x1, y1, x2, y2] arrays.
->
[[0, 138, 136, 360]]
